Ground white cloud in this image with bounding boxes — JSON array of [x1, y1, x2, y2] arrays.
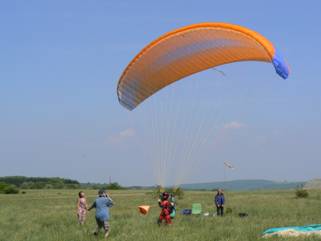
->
[[223, 121, 245, 130], [108, 128, 136, 143], [119, 128, 136, 137]]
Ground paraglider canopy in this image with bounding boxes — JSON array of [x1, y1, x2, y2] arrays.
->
[[117, 22, 289, 110], [138, 205, 151, 215]]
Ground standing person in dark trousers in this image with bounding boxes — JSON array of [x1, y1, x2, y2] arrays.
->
[[215, 189, 225, 216]]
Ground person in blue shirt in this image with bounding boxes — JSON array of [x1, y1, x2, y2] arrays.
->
[[214, 189, 225, 216], [88, 189, 113, 238]]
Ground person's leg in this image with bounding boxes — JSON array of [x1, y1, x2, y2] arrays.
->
[[82, 210, 87, 224], [94, 225, 99, 235], [79, 215, 83, 225], [158, 210, 165, 224], [219, 206, 223, 216], [216, 206, 220, 216], [165, 215, 172, 224], [221, 206, 224, 216], [164, 210, 172, 224], [79, 211, 86, 225], [94, 219, 102, 235], [103, 221, 110, 239]]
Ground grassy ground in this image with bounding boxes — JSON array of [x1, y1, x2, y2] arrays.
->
[[1, 189, 321, 241]]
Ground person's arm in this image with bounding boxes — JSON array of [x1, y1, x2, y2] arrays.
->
[[105, 194, 114, 207], [106, 193, 113, 202], [88, 201, 96, 211], [215, 195, 219, 206]]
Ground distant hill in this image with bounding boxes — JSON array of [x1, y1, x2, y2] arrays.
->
[[304, 179, 321, 189], [181, 179, 305, 191]]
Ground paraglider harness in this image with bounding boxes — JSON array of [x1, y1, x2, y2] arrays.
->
[[168, 194, 176, 218]]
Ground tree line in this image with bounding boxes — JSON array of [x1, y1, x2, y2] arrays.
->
[[0, 176, 124, 194]]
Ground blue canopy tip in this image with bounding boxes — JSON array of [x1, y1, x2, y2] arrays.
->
[[272, 51, 290, 79]]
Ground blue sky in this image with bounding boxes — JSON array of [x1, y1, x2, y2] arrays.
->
[[0, 0, 320, 185]]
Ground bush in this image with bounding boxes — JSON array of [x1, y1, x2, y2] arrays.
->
[[172, 187, 184, 199], [4, 185, 19, 194], [0, 182, 7, 191], [0, 182, 19, 194], [106, 182, 124, 190], [295, 188, 309, 198]]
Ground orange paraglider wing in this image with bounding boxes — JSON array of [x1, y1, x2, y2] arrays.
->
[[138, 205, 151, 215], [117, 22, 289, 110]]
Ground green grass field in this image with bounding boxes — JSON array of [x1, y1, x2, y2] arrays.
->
[[1, 189, 321, 241]]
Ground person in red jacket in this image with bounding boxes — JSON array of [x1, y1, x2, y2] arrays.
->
[[157, 192, 172, 225]]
